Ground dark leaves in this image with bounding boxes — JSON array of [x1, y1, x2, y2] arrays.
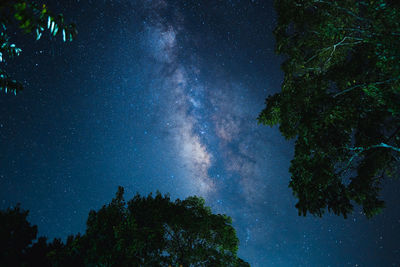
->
[[259, 0, 400, 218]]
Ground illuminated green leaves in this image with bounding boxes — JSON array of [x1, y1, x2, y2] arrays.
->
[[0, 72, 23, 95], [0, 0, 77, 95], [0, 33, 23, 94]]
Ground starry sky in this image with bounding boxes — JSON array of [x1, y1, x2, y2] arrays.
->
[[1, 0, 400, 266]]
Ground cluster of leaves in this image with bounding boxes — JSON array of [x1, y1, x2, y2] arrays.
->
[[0, 0, 77, 95], [0, 187, 249, 266], [259, 0, 400, 218]]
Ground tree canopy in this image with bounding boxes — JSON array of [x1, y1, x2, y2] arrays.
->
[[0, 187, 249, 266], [259, 0, 400, 218], [0, 0, 77, 95]]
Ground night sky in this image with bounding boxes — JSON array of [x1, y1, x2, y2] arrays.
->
[[1, 0, 400, 266]]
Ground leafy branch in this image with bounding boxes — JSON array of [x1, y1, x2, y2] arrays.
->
[[332, 77, 400, 98], [0, 0, 77, 95]]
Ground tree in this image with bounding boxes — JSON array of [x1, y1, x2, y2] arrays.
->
[[0, 205, 74, 267], [259, 0, 400, 218], [0, 205, 37, 266], [0, 188, 249, 266], [74, 187, 249, 266], [0, 0, 77, 95]]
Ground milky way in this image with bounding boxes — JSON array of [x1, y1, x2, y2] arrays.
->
[[140, 0, 284, 204], [141, 2, 215, 195]]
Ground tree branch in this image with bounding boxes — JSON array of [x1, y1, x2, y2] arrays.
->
[[332, 77, 400, 98], [311, 0, 368, 22], [348, 143, 400, 153]]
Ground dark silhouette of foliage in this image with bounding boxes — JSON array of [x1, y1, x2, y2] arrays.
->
[[0, 187, 249, 266], [0, 0, 77, 95], [259, 0, 400, 218], [0, 205, 37, 266]]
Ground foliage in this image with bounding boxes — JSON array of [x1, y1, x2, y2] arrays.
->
[[259, 0, 400, 218], [0, 205, 37, 266], [0, 187, 249, 266], [75, 187, 248, 266], [0, 0, 77, 95]]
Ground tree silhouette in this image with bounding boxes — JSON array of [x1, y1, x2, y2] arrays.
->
[[0, 205, 37, 266], [0, 187, 250, 266], [259, 0, 400, 218]]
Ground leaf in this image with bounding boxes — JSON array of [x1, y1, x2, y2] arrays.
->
[[36, 29, 42, 40], [53, 24, 58, 36], [50, 21, 55, 33]]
